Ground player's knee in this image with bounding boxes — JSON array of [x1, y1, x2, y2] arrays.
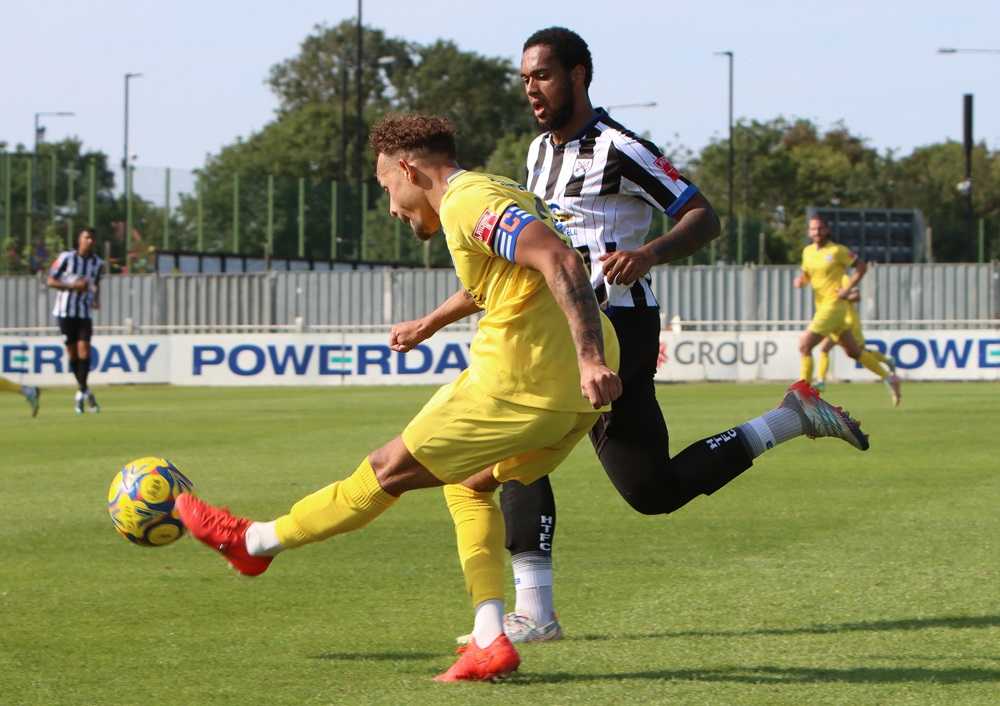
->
[[621, 492, 679, 516]]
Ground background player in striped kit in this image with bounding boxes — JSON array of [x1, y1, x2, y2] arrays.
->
[[47, 227, 104, 413]]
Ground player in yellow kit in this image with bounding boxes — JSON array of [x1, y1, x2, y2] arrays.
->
[[795, 216, 900, 405], [815, 275, 896, 393], [176, 113, 622, 682], [0, 376, 40, 416]]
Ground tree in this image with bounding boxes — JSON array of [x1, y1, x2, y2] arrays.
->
[[0, 138, 118, 274], [689, 118, 886, 263], [893, 141, 999, 262], [177, 21, 535, 264]]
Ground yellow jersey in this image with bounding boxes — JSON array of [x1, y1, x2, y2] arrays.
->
[[801, 242, 858, 308], [439, 169, 619, 413]]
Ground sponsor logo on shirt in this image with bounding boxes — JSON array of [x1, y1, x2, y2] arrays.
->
[[473, 209, 499, 245], [654, 156, 681, 181]]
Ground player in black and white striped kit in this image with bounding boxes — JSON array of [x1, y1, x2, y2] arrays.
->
[[484, 27, 867, 642], [47, 227, 104, 413]]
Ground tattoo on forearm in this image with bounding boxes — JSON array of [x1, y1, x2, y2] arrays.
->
[[552, 269, 604, 356]]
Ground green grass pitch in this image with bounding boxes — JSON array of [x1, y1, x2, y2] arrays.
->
[[1, 381, 997, 705]]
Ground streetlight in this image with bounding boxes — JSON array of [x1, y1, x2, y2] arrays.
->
[[604, 102, 658, 113], [123, 72, 143, 272], [937, 48, 998, 261], [32, 111, 74, 214], [714, 51, 735, 262], [937, 47, 1000, 54]]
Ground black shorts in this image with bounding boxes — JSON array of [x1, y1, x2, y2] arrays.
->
[[59, 317, 93, 345]]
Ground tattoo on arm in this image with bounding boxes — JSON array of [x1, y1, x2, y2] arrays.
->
[[550, 267, 604, 359]]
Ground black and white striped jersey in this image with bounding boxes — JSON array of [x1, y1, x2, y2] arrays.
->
[[525, 108, 699, 309], [49, 249, 104, 319]]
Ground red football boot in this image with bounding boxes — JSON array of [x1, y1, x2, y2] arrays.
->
[[175, 493, 273, 577]]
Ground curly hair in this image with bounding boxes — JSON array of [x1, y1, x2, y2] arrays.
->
[[523, 27, 593, 89], [369, 113, 457, 161]]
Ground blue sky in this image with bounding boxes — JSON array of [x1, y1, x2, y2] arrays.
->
[[2, 0, 997, 173]]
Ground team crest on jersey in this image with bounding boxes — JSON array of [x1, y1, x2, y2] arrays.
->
[[547, 203, 571, 223], [573, 159, 592, 177], [654, 156, 681, 180], [473, 209, 499, 245]]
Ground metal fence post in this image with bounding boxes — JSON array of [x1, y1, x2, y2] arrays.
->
[[361, 182, 369, 261], [267, 175, 274, 256], [298, 177, 305, 258], [978, 218, 985, 263], [25, 159, 33, 255], [2, 153, 9, 246], [163, 168, 171, 250], [87, 158, 96, 228], [197, 176, 204, 252], [66, 160, 75, 247], [232, 173, 239, 253], [48, 154, 57, 222], [331, 181, 339, 260]]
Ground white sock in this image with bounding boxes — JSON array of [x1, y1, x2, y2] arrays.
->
[[472, 599, 504, 647], [511, 553, 555, 624], [20, 385, 31, 398], [736, 408, 803, 460], [244, 520, 285, 556]]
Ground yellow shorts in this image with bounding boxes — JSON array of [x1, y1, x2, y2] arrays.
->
[[808, 300, 850, 338], [402, 373, 600, 486], [828, 319, 864, 346]]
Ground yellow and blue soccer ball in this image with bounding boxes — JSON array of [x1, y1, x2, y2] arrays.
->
[[108, 457, 194, 546]]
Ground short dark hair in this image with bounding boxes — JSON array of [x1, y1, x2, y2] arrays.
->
[[80, 227, 97, 237], [369, 113, 457, 161], [524, 27, 593, 89]]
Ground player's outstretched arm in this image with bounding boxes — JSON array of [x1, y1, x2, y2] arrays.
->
[[389, 288, 480, 352], [513, 220, 621, 408]]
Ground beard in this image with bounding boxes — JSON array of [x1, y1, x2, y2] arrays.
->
[[411, 220, 437, 242], [533, 80, 575, 133]]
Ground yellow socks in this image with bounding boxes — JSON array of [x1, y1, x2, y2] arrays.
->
[[0, 376, 21, 394], [274, 457, 397, 549], [443, 484, 505, 607], [871, 349, 892, 367], [857, 350, 889, 380], [800, 356, 814, 383], [817, 351, 830, 382]]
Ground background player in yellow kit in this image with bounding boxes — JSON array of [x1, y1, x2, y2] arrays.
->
[[177, 112, 622, 682], [815, 274, 898, 404], [795, 215, 900, 405]]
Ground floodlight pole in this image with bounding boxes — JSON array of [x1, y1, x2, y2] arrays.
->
[[123, 72, 143, 272], [937, 47, 1000, 54], [937, 47, 999, 261], [32, 111, 74, 215], [715, 51, 735, 262], [356, 0, 365, 259], [604, 102, 658, 113]]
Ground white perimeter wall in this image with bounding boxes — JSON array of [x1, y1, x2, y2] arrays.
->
[[3, 330, 999, 387]]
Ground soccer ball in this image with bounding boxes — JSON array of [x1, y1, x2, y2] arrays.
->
[[108, 457, 194, 546]]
